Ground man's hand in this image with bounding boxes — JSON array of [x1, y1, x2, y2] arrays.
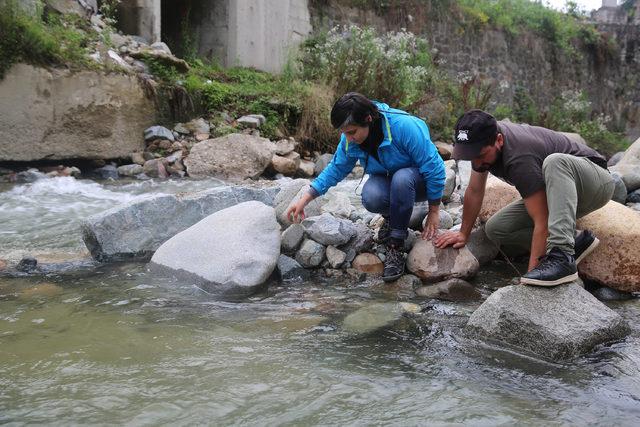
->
[[434, 230, 468, 249], [421, 210, 439, 240]]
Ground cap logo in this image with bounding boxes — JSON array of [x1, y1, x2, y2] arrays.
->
[[457, 130, 469, 142]]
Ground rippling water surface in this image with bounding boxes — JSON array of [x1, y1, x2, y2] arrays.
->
[[1, 177, 639, 425]]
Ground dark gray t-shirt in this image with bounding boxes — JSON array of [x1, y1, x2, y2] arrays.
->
[[489, 121, 608, 198]]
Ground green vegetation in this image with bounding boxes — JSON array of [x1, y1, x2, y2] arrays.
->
[[0, 0, 109, 78]]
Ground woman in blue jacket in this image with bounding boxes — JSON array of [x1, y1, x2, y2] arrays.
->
[[287, 92, 446, 281]]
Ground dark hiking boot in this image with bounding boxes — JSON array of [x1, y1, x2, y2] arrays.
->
[[382, 243, 405, 282], [375, 217, 391, 244], [520, 247, 578, 287], [574, 229, 599, 265]]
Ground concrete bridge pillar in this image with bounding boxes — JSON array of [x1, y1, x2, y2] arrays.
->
[[117, 0, 161, 43]]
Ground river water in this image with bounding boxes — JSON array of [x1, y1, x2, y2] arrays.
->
[[1, 177, 639, 425]]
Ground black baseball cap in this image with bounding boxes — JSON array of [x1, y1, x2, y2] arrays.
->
[[453, 110, 498, 160]]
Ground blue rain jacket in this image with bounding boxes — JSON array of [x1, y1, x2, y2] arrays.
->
[[311, 102, 446, 202]]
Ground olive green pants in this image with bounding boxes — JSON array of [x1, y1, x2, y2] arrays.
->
[[485, 153, 614, 255]]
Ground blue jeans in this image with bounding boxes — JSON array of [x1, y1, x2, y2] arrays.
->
[[361, 167, 427, 241]]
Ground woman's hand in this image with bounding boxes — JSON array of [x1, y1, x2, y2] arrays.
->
[[285, 192, 314, 223], [421, 209, 439, 240]]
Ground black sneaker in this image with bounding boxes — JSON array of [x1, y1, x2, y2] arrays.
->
[[574, 229, 599, 265], [520, 247, 578, 287], [375, 217, 391, 244], [382, 245, 405, 282]]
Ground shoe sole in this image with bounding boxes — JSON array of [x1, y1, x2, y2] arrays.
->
[[520, 272, 579, 287], [382, 271, 404, 282], [575, 237, 599, 265]]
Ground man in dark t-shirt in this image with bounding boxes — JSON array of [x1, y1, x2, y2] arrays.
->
[[435, 110, 614, 286]]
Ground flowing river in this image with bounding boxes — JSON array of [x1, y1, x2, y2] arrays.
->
[[1, 177, 639, 425]]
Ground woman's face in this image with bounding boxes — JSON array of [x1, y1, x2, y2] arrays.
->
[[340, 115, 372, 145]]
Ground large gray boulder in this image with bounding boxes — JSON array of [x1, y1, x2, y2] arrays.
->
[[150, 201, 280, 299], [466, 283, 630, 361], [82, 185, 278, 262], [0, 64, 154, 161], [184, 133, 275, 180], [302, 213, 357, 246]]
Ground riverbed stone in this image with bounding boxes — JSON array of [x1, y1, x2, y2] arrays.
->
[[326, 246, 347, 269], [466, 282, 630, 361], [117, 164, 144, 177], [273, 179, 322, 226], [627, 189, 640, 204], [277, 254, 310, 281], [143, 159, 169, 179], [478, 176, 520, 222], [342, 302, 421, 335], [302, 213, 357, 246], [352, 253, 384, 275], [591, 285, 634, 301], [274, 138, 296, 155], [443, 166, 456, 201], [295, 239, 326, 268], [281, 223, 305, 253], [131, 152, 146, 165], [81, 185, 278, 262], [271, 154, 298, 176], [151, 201, 280, 299], [421, 209, 454, 231], [94, 164, 118, 180], [144, 125, 174, 142], [407, 239, 479, 283], [576, 201, 640, 292], [415, 278, 481, 302], [321, 192, 355, 219], [339, 223, 374, 256], [16, 257, 38, 273], [184, 133, 275, 180], [608, 151, 624, 167], [465, 226, 500, 266]]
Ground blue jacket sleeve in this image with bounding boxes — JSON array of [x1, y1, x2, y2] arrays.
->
[[397, 118, 446, 202], [310, 135, 358, 196]]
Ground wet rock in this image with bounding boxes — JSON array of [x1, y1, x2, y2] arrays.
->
[[16, 257, 38, 273], [143, 159, 168, 179], [16, 169, 47, 183], [467, 282, 630, 361], [281, 223, 305, 253], [275, 138, 296, 155], [82, 185, 278, 262], [407, 239, 479, 283], [273, 179, 322, 226], [117, 164, 144, 177], [271, 154, 298, 175], [277, 254, 310, 282], [94, 164, 118, 180], [295, 239, 326, 268], [577, 201, 640, 292], [342, 302, 421, 335], [185, 133, 275, 181], [370, 274, 420, 299], [591, 285, 634, 301], [298, 160, 315, 177], [346, 268, 366, 282], [302, 213, 357, 246], [144, 125, 174, 142], [314, 153, 334, 175], [352, 253, 384, 275], [415, 278, 481, 302], [465, 226, 499, 266], [151, 201, 280, 299], [326, 246, 347, 268], [478, 176, 520, 222], [611, 173, 628, 204]]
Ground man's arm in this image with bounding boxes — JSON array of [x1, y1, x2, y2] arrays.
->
[[434, 170, 488, 248], [522, 190, 549, 271]]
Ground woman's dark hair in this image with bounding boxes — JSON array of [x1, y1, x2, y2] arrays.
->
[[330, 92, 380, 129]]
